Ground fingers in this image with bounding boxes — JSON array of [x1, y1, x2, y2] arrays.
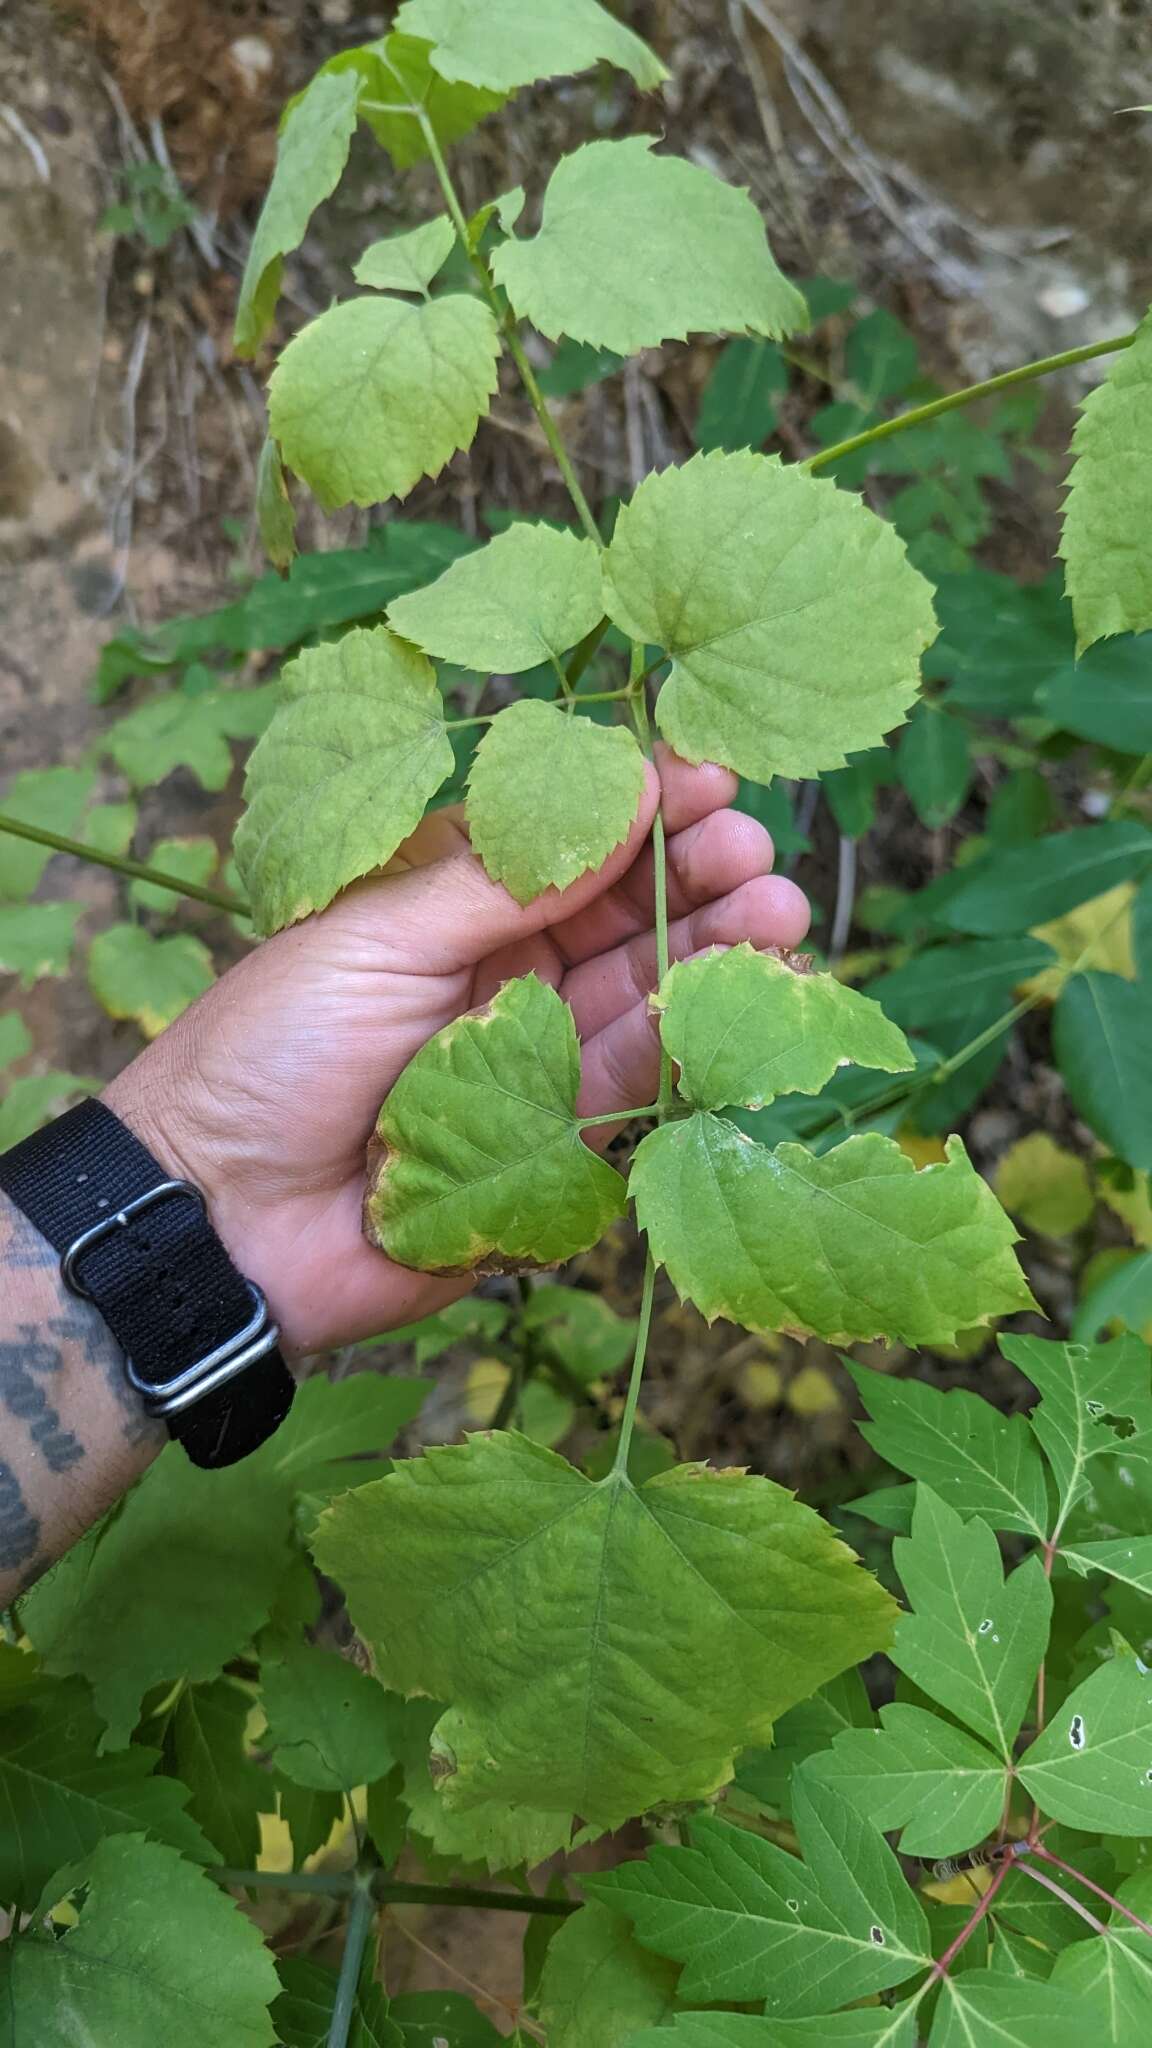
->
[[565, 869, 811, 1041], [550, 798, 773, 967]]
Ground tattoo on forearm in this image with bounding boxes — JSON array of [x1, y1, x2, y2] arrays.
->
[[0, 1331, 85, 1473], [1, 1197, 151, 1445], [0, 1455, 39, 1574]]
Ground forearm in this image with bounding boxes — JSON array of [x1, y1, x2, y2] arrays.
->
[[0, 1193, 163, 1607]]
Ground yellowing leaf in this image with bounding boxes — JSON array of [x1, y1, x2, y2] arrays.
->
[[996, 1133, 1094, 1236], [787, 1364, 842, 1418], [1020, 881, 1136, 1001], [1099, 1169, 1152, 1247], [466, 702, 646, 903], [312, 1431, 895, 1827], [234, 627, 453, 933], [632, 1122, 1033, 1347], [896, 1130, 949, 1168], [604, 452, 938, 782], [269, 294, 501, 511], [88, 926, 215, 1038], [389, 522, 603, 673], [366, 974, 628, 1272], [492, 138, 806, 354]]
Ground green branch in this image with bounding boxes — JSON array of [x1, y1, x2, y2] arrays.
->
[[328, 1876, 377, 2048], [0, 812, 248, 916], [806, 330, 1134, 472]]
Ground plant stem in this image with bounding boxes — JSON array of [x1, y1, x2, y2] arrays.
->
[[1011, 1858, 1108, 1933], [213, 1868, 577, 1915], [806, 330, 1135, 472], [0, 812, 248, 916], [931, 1856, 1012, 1976], [579, 1104, 661, 1128], [411, 107, 601, 547], [1029, 1843, 1152, 1939], [613, 1249, 658, 1475], [328, 1877, 376, 2048]]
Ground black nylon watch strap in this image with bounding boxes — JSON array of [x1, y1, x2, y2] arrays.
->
[[0, 1098, 294, 1468]]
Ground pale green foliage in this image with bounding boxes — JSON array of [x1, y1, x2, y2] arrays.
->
[[890, 1488, 1050, 1762], [1018, 1656, 1152, 1834], [261, 1643, 394, 1793], [603, 453, 938, 780], [0, 902, 84, 987], [521, 1283, 636, 1380], [588, 1779, 930, 2015], [102, 680, 278, 791], [366, 975, 628, 1271], [632, 1123, 1032, 1345], [630, 2014, 918, 2048], [378, 1694, 572, 1870], [537, 1902, 681, 2048], [313, 1431, 895, 1827], [0, 1016, 30, 1068], [1060, 311, 1152, 650], [0, 766, 94, 898], [388, 523, 603, 672], [0, 1070, 97, 1149], [268, 295, 501, 510], [655, 944, 913, 1111], [929, 1975, 1087, 2048], [234, 69, 360, 356], [492, 139, 807, 354], [256, 435, 296, 570], [129, 836, 217, 912], [234, 627, 453, 933], [393, 0, 668, 92], [1001, 1332, 1152, 1526], [0, 1836, 280, 2046], [848, 1358, 1050, 1538], [353, 215, 456, 293], [88, 924, 215, 1037], [465, 702, 646, 901], [354, 32, 507, 169], [812, 1702, 1007, 1858], [1052, 1872, 1152, 2038]]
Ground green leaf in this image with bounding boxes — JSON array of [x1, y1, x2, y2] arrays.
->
[[350, 33, 507, 171], [847, 1359, 1050, 1538], [233, 68, 361, 356], [537, 1901, 681, 2048], [1051, 1872, 1152, 2040], [0, 766, 94, 898], [1001, 1332, 1152, 1524], [996, 1132, 1095, 1236], [248, 1370, 430, 1489], [890, 1487, 1051, 1760], [278, 1779, 343, 1865], [696, 337, 788, 452], [102, 680, 278, 791], [393, 0, 668, 92], [631, 1122, 1032, 1345], [379, 1692, 572, 1870], [353, 215, 456, 293], [897, 702, 971, 828], [0, 1835, 280, 2046], [20, 1445, 295, 1746], [735, 1669, 876, 1815], [389, 1991, 503, 2045], [88, 924, 215, 1038], [1060, 310, 1152, 651], [868, 939, 1057, 1029], [588, 1778, 930, 2015], [84, 799, 138, 857], [389, 523, 603, 673], [167, 1680, 276, 1868], [268, 295, 501, 511], [256, 435, 296, 571], [654, 943, 913, 1112], [128, 836, 218, 912], [521, 1284, 636, 1383], [987, 767, 1056, 846], [274, 1957, 401, 2048], [365, 975, 628, 1273], [537, 337, 624, 397], [312, 1432, 895, 1828], [261, 1642, 394, 1792], [929, 1972, 1089, 2048], [813, 1701, 1006, 1858], [846, 308, 919, 401], [0, 901, 84, 986], [0, 1014, 31, 1068], [603, 452, 937, 782], [1042, 634, 1152, 752], [1019, 1654, 1152, 1834], [1062, 1535, 1152, 1596], [630, 2010, 919, 2047], [0, 1659, 212, 1909], [1053, 970, 1152, 1171], [941, 823, 1152, 936], [492, 140, 807, 354], [0, 1071, 97, 1150], [378, 1299, 510, 1366], [234, 627, 453, 933], [465, 701, 645, 902]]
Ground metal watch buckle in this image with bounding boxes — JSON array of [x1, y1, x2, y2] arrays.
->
[[60, 1179, 281, 1420]]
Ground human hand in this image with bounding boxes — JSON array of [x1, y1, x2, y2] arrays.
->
[[103, 747, 809, 1353]]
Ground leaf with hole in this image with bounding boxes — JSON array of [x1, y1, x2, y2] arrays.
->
[[603, 452, 937, 782], [1019, 1655, 1152, 1834], [1001, 1331, 1152, 1523], [234, 627, 454, 933], [492, 140, 807, 354], [847, 1358, 1049, 1537]]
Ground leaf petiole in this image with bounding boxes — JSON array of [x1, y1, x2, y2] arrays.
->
[[612, 1248, 658, 1475]]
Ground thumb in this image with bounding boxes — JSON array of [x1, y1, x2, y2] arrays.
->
[[326, 761, 661, 975]]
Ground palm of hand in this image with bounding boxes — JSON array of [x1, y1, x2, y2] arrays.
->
[[106, 751, 808, 1352]]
